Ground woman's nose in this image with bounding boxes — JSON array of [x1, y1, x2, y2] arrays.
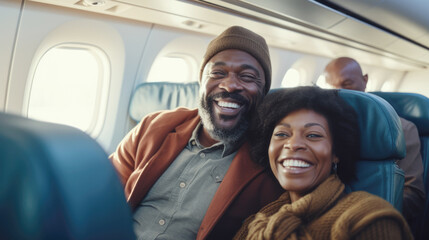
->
[[283, 136, 306, 151]]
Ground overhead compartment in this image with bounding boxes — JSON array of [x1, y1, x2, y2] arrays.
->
[[28, 0, 429, 69], [198, 0, 429, 67]]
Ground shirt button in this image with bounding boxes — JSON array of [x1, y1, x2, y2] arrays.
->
[[159, 219, 165, 225], [179, 182, 186, 188], [215, 176, 221, 181], [191, 140, 196, 146], [200, 153, 205, 158]]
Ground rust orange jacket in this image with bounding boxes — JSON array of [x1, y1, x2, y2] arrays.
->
[[110, 108, 283, 240]]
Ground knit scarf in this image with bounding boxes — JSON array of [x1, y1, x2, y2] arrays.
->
[[244, 175, 344, 240]]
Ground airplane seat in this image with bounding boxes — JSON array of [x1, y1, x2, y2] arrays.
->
[[337, 89, 406, 211], [370, 91, 429, 240], [0, 113, 135, 240], [129, 81, 200, 124], [267, 88, 406, 210], [129, 83, 407, 211]]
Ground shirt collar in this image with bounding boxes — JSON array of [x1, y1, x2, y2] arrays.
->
[[188, 121, 239, 157]]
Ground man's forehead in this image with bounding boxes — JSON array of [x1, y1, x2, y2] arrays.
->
[[209, 49, 259, 63], [206, 52, 263, 71], [206, 61, 260, 72]]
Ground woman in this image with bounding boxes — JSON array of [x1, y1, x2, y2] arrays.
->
[[234, 86, 412, 240]]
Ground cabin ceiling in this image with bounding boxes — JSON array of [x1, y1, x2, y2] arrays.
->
[[28, 0, 429, 70]]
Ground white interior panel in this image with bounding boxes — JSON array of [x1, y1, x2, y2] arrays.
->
[[0, 0, 22, 111], [328, 18, 398, 49], [398, 70, 429, 97], [6, 1, 153, 152]]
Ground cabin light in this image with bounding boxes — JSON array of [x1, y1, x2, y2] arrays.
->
[[182, 20, 204, 29], [83, 0, 106, 7]]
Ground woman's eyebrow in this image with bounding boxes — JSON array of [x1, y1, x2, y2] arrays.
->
[[304, 122, 327, 132]]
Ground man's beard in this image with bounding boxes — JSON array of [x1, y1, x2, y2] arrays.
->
[[198, 92, 253, 144]]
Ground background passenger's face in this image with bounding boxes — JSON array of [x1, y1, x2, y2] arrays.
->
[[324, 64, 367, 91], [268, 109, 335, 200], [198, 49, 266, 143]]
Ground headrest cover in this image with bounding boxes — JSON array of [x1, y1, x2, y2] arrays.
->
[[370, 91, 429, 135], [338, 89, 406, 160], [129, 82, 200, 122]]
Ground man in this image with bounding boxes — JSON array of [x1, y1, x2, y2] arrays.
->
[[323, 56, 425, 223], [110, 26, 283, 240]]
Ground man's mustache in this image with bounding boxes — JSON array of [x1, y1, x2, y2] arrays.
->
[[207, 92, 248, 106]]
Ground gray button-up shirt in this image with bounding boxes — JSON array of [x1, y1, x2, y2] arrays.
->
[[133, 122, 238, 240]]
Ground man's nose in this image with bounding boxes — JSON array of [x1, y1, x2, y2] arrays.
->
[[218, 73, 243, 92]]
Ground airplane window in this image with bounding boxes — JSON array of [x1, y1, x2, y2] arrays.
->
[[27, 45, 109, 136], [147, 55, 193, 83], [377, 78, 398, 92], [281, 68, 301, 88], [315, 75, 334, 89]]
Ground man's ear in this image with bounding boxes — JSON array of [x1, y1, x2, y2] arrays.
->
[[363, 74, 369, 84], [362, 74, 369, 91]]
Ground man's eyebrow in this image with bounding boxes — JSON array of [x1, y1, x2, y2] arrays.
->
[[209, 62, 261, 77], [211, 62, 226, 67], [241, 64, 261, 77]]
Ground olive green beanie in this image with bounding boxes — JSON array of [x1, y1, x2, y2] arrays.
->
[[200, 26, 272, 94]]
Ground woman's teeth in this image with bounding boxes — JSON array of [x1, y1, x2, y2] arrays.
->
[[282, 159, 310, 168]]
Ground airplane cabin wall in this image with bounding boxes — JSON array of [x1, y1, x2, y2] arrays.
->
[[398, 69, 429, 96], [114, 25, 213, 153], [359, 64, 406, 92], [2, 0, 426, 154], [0, 0, 22, 112], [4, 1, 152, 152]]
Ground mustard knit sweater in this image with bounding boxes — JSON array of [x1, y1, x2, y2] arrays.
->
[[234, 175, 413, 240]]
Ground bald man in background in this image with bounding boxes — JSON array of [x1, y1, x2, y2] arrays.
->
[[324, 57, 425, 225]]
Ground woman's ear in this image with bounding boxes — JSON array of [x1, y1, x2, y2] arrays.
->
[[332, 155, 339, 164], [331, 155, 339, 174]]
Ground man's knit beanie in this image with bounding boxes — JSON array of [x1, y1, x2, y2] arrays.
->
[[200, 26, 272, 94]]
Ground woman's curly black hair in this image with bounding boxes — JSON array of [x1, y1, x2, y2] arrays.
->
[[249, 86, 360, 184]]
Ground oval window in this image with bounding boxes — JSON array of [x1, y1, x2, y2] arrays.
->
[[147, 54, 195, 83], [27, 44, 109, 136], [281, 68, 301, 88]]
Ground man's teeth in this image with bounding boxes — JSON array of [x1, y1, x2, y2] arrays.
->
[[218, 101, 240, 109], [282, 159, 311, 168]]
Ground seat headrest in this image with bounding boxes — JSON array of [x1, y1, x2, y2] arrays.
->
[[0, 113, 134, 239], [370, 91, 429, 135], [129, 81, 200, 122], [338, 89, 406, 160]]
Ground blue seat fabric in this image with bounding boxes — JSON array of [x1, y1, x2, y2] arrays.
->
[[371, 91, 429, 240], [0, 113, 135, 240], [129, 81, 200, 123], [337, 89, 405, 211], [128, 83, 406, 211]]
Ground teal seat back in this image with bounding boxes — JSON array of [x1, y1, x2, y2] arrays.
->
[[0, 113, 135, 240], [129, 81, 200, 123], [371, 91, 429, 240], [338, 89, 406, 211], [128, 83, 407, 211]]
